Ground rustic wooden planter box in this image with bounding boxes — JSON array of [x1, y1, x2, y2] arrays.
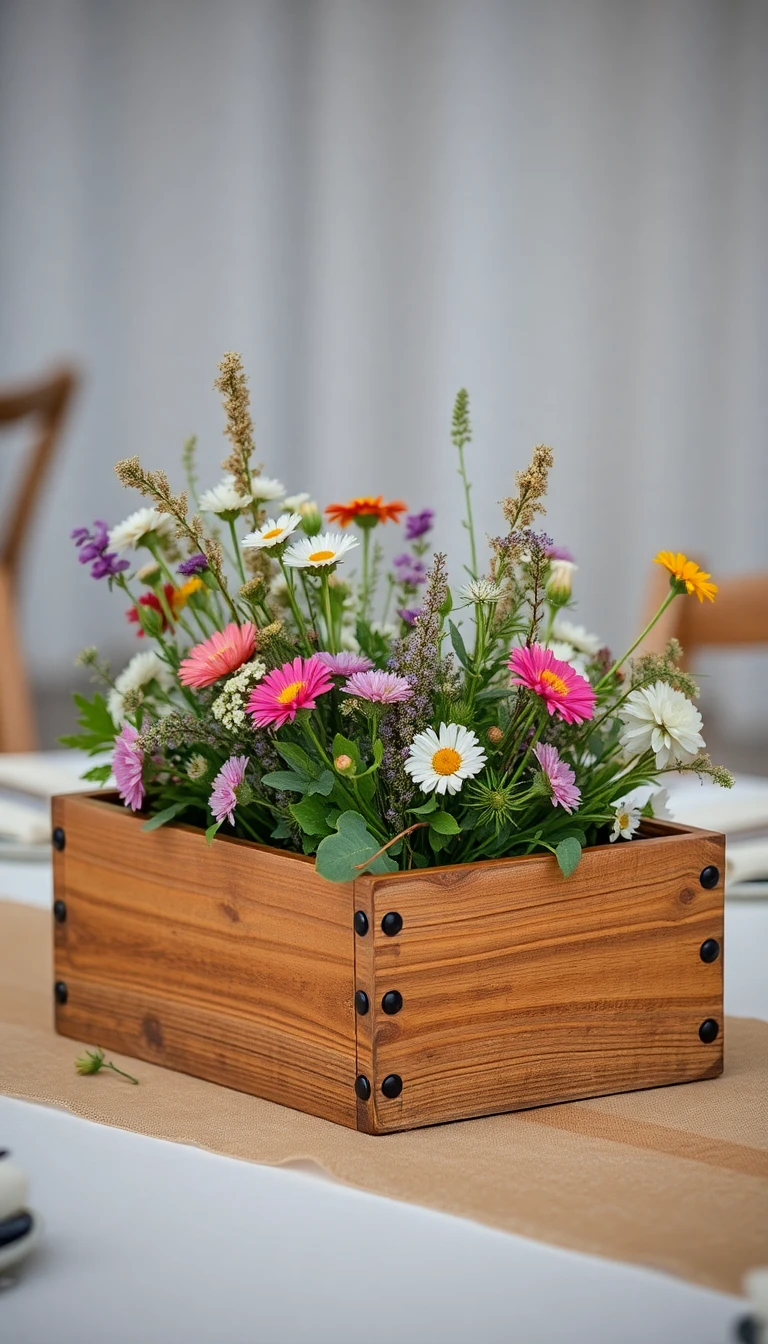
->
[[52, 792, 725, 1134]]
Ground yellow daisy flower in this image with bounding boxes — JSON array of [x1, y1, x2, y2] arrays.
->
[[172, 577, 205, 614], [654, 552, 718, 603]]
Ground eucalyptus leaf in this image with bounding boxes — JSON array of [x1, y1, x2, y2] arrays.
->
[[555, 836, 583, 878], [261, 769, 311, 794], [315, 811, 397, 883], [290, 794, 335, 837]]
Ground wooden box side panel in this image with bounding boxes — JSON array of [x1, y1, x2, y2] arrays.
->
[[354, 828, 725, 1134], [53, 795, 358, 1127]]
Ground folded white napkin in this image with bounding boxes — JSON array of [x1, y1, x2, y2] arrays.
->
[[0, 800, 50, 846], [726, 838, 768, 886]]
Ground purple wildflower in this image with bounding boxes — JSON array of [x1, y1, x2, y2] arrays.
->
[[178, 553, 209, 576], [316, 651, 374, 676], [393, 554, 427, 588], [71, 520, 129, 580], [546, 544, 574, 562], [112, 723, 145, 811], [342, 670, 414, 704], [398, 608, 422, 626], [210, 755, 250, 827], [404, 510, 434, 541], [533, 742, 581, 814]]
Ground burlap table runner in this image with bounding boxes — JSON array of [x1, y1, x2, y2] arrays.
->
[[1, 901, 766, 1294]]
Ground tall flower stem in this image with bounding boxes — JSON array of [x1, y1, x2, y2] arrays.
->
[[320, 571, 337, 654], [278, 559, 313, 653], [228, 520, 247, 585], [105, 1061, 139, 1085], [361, 528, 372, 620], [457, 441, 478, 579], [594, 589, 677, 692]]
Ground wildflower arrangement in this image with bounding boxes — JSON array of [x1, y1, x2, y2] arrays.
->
[[66, 353, 732, 884]]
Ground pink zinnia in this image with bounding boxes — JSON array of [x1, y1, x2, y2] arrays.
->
[[316, 651, 374, 676], [178, 622, 257, 689], [210, 755, 249, 827], [509, 643, 596, 725], [342, 670, 414, 704], [247, 655, 334, 728], [533, 742, 581, 813], [112, 722, 145, 811]]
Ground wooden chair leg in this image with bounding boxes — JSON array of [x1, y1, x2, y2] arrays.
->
[[0, 567, 37, 752]]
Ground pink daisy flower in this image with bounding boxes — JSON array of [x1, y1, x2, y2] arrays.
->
[[178, 622, 257, 689], [509, 643, 596, 725], [112, 722, 145, 811], [342, 670, 414, 704], [247, 655, 334, 728], [533, 742, 581, 813], [210, 755, 249, 827], [316, 651, 374, 676]]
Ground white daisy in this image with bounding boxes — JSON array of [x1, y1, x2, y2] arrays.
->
[[404, 722, 487, 796], [459, 578, 502, 603], [198, 477, 253, 515], [547, 639, 589, 675], [107, 650, 174, 724], [619, 681, 705, 770], [283, 492, 311, 511], [250, 475, 285, 502], [108, 508, 174, 554], [241, 513, 302, 551], [283, 531, 359, 570], [551, 618, 602, 656], [610, 800, 642, 842]]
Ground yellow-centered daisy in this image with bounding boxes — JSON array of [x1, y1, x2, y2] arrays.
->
[[242, 513, 302, 551], [404, 722, 487, 796], [654, 552, 718, 603], [283, 531, 359, 570]]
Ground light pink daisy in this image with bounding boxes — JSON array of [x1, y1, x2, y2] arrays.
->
[[247, 655, 334, 728], [316, 651, 374, 676], [179, 622, 257, 689], [509, 643, 596, 725], [533, 742, 581, 813], [210, 755, 249, 827], [112, 722, 145, 811], [341, 670, 414, 704]]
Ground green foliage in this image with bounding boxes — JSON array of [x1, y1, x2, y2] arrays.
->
[[315, 811, 398, 883], [80, 763, 112, 785], [450, 388, 472, 451], [448, 620, 471, 670], [60, 693, 116, 755], [290, 794, 336, 837], [555, 837, 583, 878], [354, 619, 392, 669], [141, 802, 190, 832]]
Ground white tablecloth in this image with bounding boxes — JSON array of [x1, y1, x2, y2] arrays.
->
[[2, 795, 765, 1343]]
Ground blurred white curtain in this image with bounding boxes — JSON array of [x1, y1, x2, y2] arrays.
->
[[1, 0, 766, 727]]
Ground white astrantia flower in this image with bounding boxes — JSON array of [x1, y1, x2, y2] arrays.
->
[[198, 477, 253, 516], [459, 578, 502, 603], [211, 660, 267, 731], [282, 531, 359, 570], [242, 513, 302, 551], [610, 800, 642, 842], [404, 722, 487, 796], [108, 508, 174, 554], [619, 680, 705, 770], [107, 650, 174, 724], [250, 475, 285, 502], [550, 618, 602, 656], [283, 491, 310, 511]]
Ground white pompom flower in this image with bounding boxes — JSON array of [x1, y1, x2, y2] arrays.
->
[[198, 477, 253, 516], [619, 681, 705, 769], [404, 722, 487, 796], [108, 508, 174, 554], [250, 475, 285, 502]]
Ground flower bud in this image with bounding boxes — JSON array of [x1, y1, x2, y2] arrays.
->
[[334, 753, 354, 774], [546, 559, 577, 607], [136, 561, 161, 585], [487, 726, 503, 745], [300, 505, 323, 537], [136, 604, 164, 638]]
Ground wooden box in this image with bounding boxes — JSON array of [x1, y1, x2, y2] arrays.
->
[[52, 793, 725, 1134]]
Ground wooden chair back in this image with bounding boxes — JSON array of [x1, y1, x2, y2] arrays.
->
[[0, 366, 78, 752], [638, 562, 768, 667]]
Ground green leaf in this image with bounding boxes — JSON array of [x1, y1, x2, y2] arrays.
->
[[275, 742, 318, 778], [141, 802, 189, 832], [261, 770, 311, 794], [548, 827, 587, 848], [429, 811, 461, 836], [80, 763, 113, 784], [205, 820, 223, 845], [410, 851, 429, 867], [555, 836, 583, 878], [306, 769, 335, 797], [448, 620, 471, 670], [438, 587, 453, 618], [428, 828, 450, 853], [290, 794, 335, 837], [332, 733, 363, 771], [408, 794, 438, 816], [315, 812, 398, 884], [270, 818, 293, 840]]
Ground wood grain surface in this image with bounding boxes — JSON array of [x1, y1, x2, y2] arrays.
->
[[52, 796, 724, 1134]]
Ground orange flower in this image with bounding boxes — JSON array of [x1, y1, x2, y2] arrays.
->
[[325, 496, 407, 528], [172, 577, 204, 615], [654, 552, 718, 603]]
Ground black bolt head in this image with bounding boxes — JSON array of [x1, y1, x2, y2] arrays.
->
[[699, 865, 719, 889], [354, 1074, 371, 1101], [735, 1314, 761, 1344], [54, 981, 68, 1005], [381, 990, 403, 1016], [699, 1018, 719, 1044], [381, 911, 403, 937], [354, 910, 369, 937], [381, 1074, 403, 1099], [53, 899, 67, 924], [699, 938, 720, 963], [355, 990, 370, 1016], [52, 827, 66, 852]]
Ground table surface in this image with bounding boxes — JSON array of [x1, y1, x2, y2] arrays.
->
[[2, 774, 766, 1344]]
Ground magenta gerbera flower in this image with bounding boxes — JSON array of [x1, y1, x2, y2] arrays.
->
[[112, 722, 145, 811], [342, 670, 414, 704], [247, 655, 334, 728], [316, 651, 374, 676], [533, 742, 581, 813], [509, 644, 596, 725], [210, 755, 249, 826]]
